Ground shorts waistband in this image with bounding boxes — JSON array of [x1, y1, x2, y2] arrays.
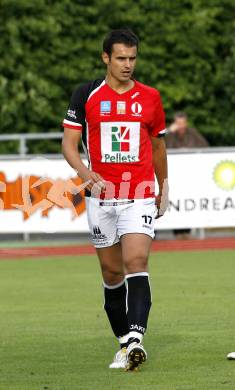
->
[[99, 200, 134, 206]]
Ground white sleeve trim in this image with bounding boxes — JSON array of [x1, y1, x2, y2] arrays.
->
[[158, 128, 168, 135], [63, 119, 82, 127]]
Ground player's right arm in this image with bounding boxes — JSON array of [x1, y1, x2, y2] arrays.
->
[[62, 84, 106, 192], [62, 128, 105, 192]]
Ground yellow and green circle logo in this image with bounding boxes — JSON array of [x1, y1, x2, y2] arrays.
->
[[213, 160, 235, 191]]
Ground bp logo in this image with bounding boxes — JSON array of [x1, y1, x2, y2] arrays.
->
[[213, 160, 235, 191], [111, 126, 130, 152]]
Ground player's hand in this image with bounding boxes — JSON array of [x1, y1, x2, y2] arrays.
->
[[155, 194, 168, 219], [155, 180, 169, 219], [78, 168, 106, 194]]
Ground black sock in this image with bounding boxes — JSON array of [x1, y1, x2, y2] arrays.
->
[[126, 273, 152, 338], [103, 280, 129, 340]]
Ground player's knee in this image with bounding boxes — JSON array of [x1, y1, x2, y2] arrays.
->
[[124, 254, 148, 274], [101, 265, 124, 285]]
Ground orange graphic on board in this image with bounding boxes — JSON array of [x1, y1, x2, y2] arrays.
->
[[0, 172, 86, 220]]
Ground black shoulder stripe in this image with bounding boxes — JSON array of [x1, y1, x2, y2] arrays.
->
[[80, 78, 105, 104], [79, 78, 104, 167]]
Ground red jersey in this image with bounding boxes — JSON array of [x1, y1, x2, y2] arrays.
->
[[63, 79, 166, 199]]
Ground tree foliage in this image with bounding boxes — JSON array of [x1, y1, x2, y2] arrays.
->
[[0, 0, 235, 153]]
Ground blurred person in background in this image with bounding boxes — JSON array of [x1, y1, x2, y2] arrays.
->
[[166, 112, 209, 239], [166, 112, 209, 149]]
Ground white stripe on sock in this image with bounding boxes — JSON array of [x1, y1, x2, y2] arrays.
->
[[125, 272, 149, 279], [148, 275, 152, 304], [103, 279, 125, 289], [125, 278, 128, 314]]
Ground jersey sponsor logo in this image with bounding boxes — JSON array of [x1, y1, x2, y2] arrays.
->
[[100, 101, 111, 115], [112, 126, 130, 152], [67, 109, 77, 119], [117, 101, 126, 114], [131, 102, 142, 116], [101, 122, 140, 163]]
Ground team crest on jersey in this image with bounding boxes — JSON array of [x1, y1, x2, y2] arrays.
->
[[131, 102, 142, 117], [100, 101, 111, 115], [117, 101, 126, 114], [100, 122, 140, 163]]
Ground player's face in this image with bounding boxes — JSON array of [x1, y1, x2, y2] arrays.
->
[[103, 44, 137, 83]]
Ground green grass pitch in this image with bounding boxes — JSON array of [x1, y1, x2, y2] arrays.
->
[[0, 250, 235, 390]]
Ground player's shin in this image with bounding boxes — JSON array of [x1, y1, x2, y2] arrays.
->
[[125, 272, 152, 344], [103, 279, 129, 348]]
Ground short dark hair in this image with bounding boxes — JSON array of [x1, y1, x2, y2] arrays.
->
[[174, 112, 188, 120], [103, 29, 139, 57]]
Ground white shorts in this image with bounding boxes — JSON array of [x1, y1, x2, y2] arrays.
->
[[85, 197, 156, 248]]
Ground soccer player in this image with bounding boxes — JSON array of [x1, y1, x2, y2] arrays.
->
[[62, 29, 168, 370]]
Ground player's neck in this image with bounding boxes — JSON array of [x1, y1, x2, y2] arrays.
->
[[105, 74, 134, 94]]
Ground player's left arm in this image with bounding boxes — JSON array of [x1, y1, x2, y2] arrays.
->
[[150, 90, 169, 218], [151, 136, 169, 219]]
